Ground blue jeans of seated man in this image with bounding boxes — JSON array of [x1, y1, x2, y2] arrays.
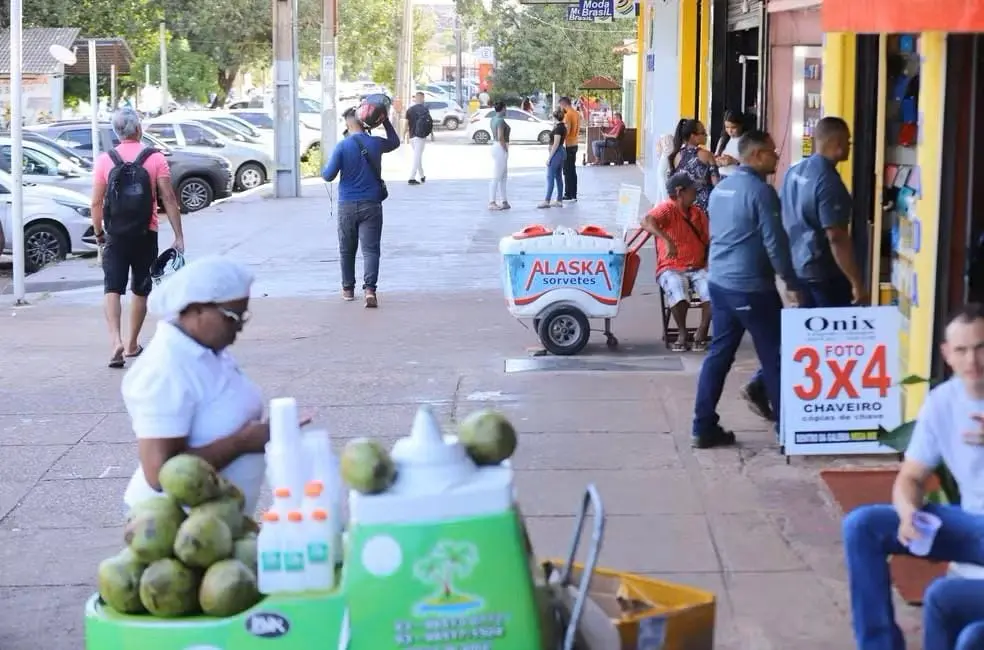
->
[[747, 274, 855, 396], [843, 502, 984, 650], [592, 138, 615, 160], [545, 150, 565, 202], [924, 577, 984, 650], [692, 283, 782, 439]]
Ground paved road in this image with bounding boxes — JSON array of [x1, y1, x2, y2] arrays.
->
[[0, 135, 918, 649]]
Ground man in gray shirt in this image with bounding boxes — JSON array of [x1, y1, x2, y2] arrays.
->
[[691, 130, 803, 449], [740, 116, 868, 421]]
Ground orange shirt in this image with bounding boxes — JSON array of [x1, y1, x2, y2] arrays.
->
[[563, 107, 580, 146], [645, 199, 709, 276]]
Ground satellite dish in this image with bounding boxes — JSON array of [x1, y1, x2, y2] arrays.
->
[[49, 44, 77, 66]]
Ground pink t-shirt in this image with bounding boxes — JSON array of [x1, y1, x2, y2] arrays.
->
[[94, 140, 170, 230]]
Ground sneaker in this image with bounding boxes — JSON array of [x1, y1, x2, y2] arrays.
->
[[500, 201, 512, 210], [691, 427, 737, 449], [420, 176, 426, 184], [551, 201, 564, 208], [408, 179, 420, 185], [341, 288, 355, 302], [488, 202, 502, 211], [364, 291, 378, 309], [537, 201, 551, 209], [739, 381, 775, 421]]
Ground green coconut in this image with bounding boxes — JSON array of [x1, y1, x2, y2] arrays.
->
[[138, 558, 201, 617], [124, 504, 185, 563], [199, 559, 261, 617], [233, 535, 258, 576], [173, 513, 234, 568], [98, 550, 148, 614], [340, 437, 397, 495], [457, 409, 518, 465], [192, 498, 245, 539], [158, 455, 222, 507]]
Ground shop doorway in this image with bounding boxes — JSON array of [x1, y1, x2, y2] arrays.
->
[[725, 29, 760, 121]]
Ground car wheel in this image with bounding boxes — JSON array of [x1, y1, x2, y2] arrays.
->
[[23, 221, 69, 274], [538, 130, 552, 145], [178, 177, 214, 212], [444, 117, 460, 131], [235, 163, 266, 190], [472, 130, 491, 144]]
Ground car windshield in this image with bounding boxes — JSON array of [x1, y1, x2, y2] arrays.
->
[[32, 133, 93, 169], [197, 119, 241, 139], [214, 116, 261, 138], [141, 131, 171, 153]]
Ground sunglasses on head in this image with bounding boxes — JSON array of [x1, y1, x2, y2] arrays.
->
[[215, 306, 251, 328]]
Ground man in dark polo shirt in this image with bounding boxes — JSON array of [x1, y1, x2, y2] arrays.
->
[[739, 116, 869, 421]]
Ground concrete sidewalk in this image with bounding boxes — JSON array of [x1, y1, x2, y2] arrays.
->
[[0, 144, 921, 648]]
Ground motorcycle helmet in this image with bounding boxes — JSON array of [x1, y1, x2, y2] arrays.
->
[[356, 97, 390, 130], [150, 248, 186, 286]]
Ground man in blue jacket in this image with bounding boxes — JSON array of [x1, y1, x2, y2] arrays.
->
[[691, 130, 804, 449], [322, 106, 400, 308]]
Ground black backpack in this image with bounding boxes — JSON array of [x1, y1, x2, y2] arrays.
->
[[415, 108, 434, 138], [104, 148, 156, 238]]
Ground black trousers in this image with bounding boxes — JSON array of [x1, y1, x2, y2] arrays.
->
[[563, 145, 578, 199]]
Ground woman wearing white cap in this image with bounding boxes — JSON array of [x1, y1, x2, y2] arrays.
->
[[119, 255, 307, 515]]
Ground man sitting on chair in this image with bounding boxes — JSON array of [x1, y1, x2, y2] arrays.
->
[[591, 112, 626, 164], [641, 172, 712, 352]]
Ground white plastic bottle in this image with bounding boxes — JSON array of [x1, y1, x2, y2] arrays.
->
[[257, 511, 286, 595], [302, 480, 328, 513], [282, 510, 308, 592], [302, 478, 344, 567], [305, 508, 335, 591], [272, 487, 293, 520]]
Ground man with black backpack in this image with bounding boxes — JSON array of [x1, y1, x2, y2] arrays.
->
[[404, 92, 433, 185], [91, 108, 185, 368], [322, 102, 400, 308]]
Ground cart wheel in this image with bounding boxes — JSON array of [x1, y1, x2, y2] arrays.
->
[[537, 307, 590, 356], [605, 334, 619, 349]]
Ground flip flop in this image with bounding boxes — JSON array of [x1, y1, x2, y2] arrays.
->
[[108, 346, 125, 369], [692, 340, 708, 353], [124, 345, 144, 359]]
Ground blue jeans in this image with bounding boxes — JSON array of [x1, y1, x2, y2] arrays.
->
[[546, 150, 565, 201], [748, 274, 854, 388], [692, 283, 783, 438], [592, 138, 615, 160], [843, 503, 984, 650], [924, 578, 984, 650]]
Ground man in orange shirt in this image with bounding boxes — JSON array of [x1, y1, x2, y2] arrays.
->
[[641, 172, 711, 352], [558, 96, 581, 202]]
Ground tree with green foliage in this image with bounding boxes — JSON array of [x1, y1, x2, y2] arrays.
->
[[459, 1, 630, 99], [337, 3, 434, 85]]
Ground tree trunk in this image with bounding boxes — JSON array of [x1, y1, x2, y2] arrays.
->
[[212, 66, 240, 107]]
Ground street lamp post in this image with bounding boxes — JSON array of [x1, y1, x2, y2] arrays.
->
[[10, 0, 24, 302]]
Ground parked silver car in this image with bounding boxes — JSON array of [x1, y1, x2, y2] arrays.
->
[[0, 136, 93, 194], [144, 117, 273, 190]]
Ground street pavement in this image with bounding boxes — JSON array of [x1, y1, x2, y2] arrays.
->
[[0, 132, 920, 648]]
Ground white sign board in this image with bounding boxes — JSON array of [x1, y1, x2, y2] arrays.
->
[[615, 183, 643, 235], [780, 306, 902, 456]]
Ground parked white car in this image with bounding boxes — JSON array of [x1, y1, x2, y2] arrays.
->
[[143, 117, 274, 190], [228, 109, 336, 160], [0, 169, 97, 273], [425, 99, 467, 131], [466, 107, 554, 145], [0, 136, 93, 194]]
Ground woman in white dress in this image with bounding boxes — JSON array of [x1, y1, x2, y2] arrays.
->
[[714, 110, 746, 178], [120, 255, 308, 515]]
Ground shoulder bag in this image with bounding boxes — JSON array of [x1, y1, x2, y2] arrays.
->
[[355, 135, 388, 202]]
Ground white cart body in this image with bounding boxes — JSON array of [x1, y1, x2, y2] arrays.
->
[[499, 225, 628, 320]]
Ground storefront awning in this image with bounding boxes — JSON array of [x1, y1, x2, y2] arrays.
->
[[823, 0, 984, 33]]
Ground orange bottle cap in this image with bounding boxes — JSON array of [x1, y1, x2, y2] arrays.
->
[[287, 511, 303, 522], [305, 481, 324, 497], [311, 509, 328, 521], [262, 511, 279, 522], [273, 487, 291, 498]]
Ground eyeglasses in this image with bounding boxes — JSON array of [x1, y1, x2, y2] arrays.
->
[[216, 306, 251, 328]]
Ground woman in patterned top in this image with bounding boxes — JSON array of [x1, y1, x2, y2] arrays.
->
[[668, 118, 719, 212]]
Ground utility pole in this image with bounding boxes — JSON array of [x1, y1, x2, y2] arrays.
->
[[272, 0, 301, 197], [110, 64, 117, 110], [10, 0, 25, 303], [395, 0, 414, 112], [320, 0, 338, 166], [454, 13, 464, 106], [159, 23, 169, 114], [88, 40, 99, 158]]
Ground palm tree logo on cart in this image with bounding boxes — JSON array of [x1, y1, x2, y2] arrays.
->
[[412, 540, 484, 616]]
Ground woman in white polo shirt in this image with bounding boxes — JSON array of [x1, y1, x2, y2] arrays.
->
[[120, 255, 296, 515]]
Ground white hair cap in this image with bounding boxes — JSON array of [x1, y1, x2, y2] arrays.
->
[[149, 255, 255, 319]]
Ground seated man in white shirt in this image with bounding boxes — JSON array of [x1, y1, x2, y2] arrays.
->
[[841, 303, 984, 649]]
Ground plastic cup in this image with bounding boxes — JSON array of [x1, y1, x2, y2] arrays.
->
[[268, 397, 300, 447], [906, 511, 942, 557]]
